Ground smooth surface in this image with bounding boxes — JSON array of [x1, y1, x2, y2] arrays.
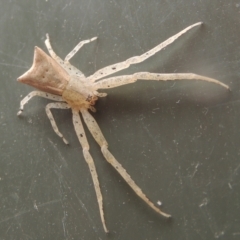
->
[[0, 0, 240, 239]]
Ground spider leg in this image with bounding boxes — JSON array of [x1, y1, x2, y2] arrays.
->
[[93, 91, 108, 97], [80, 108, 171, 218], [17, 91, 64, 116], [64, 37, 97, 62], [93, 72, 229, 90], [45, 102, 70, 144], [88, 22, 203, 82], [45, 34, 85, 77], [45, 34, 66, 65], [72, 109, 108, 233]]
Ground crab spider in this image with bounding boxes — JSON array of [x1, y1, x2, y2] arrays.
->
[[17, 22, 229, 232]]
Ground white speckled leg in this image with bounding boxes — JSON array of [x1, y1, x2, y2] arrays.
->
[[45, 102, 70, 144], [72, 109, 108, 233], [65, 37, 97, 61], [17, 91, 64, 116], [45, 34, 65, 66], [88, 22, 203, 82], [45, 34, 86, 77], [80, 108, 171, 218], [93, 72, 229, 90]]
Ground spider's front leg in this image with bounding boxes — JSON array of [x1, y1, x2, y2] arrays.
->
[[88, 22, 203, 82], [93, 72, 229, 90], [80, 109, 171, 218], [72, 109, 108, 233]]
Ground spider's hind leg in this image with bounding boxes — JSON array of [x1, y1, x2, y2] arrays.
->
[[45, 34, 65, 66], [17, 91, 64, 116], [45, 34, 87, 77], [64, 36, 97, 62]]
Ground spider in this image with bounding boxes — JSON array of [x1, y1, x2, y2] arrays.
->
[[17, 22, 229, 232]]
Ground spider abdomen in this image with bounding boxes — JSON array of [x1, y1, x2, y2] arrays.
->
[[18, 47, 70, 95]]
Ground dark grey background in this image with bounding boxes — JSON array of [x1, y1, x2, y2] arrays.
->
[[0, 0, 239, 239]]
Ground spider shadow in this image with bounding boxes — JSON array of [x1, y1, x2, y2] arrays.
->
[[95, 80, 230, 119]]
